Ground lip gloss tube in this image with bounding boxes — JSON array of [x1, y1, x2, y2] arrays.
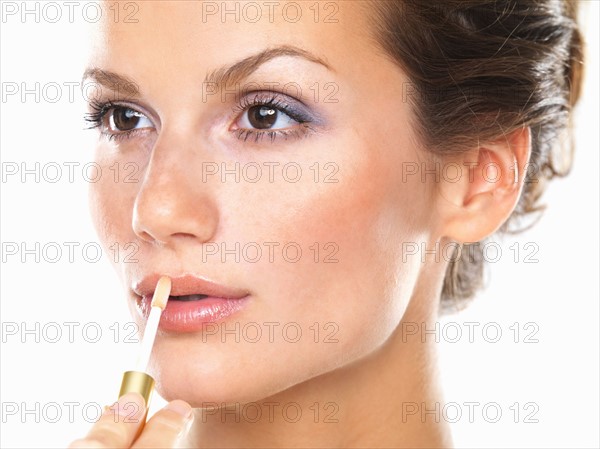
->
[[118, 275, 171, 435]]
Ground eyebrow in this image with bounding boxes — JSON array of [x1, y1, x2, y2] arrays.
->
[[82, 68, 140, 97], [82, 45, 333, 97], [204, 45, 333, 87]]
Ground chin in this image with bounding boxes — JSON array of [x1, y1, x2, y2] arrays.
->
[[149, 337, 306, 406]]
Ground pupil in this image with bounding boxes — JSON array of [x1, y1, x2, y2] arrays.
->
[[113, 108, 139, 131], [248, 106, 277, 129]]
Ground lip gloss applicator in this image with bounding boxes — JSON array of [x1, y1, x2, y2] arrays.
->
[[118, 275, 171, 431]]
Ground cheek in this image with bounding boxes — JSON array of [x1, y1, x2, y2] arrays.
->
[[88, 144, 143, 269], [274, 133, 427, 343], [152, 132, 429, 405]]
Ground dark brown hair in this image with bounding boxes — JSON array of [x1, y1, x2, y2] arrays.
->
[[365, 0, 585, 311]]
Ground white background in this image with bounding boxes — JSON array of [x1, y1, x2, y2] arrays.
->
[[1, 1, 598, 448]]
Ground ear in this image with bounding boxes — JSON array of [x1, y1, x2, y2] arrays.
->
[[434, 127, 532, 243]]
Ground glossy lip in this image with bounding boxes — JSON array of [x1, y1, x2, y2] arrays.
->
[[132, 274, 251, 333]]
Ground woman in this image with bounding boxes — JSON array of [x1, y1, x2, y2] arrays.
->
[[70, 0, 584, 447]]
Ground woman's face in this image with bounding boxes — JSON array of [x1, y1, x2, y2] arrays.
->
[[87, 1, 439, 405]]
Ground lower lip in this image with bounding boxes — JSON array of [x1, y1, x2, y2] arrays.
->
[[137, 295, 250, 333]]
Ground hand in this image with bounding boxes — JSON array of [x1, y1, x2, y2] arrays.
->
[[68, 392, 193, 448]]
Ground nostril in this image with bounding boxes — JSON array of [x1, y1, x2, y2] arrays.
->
[[136, 229, 155, 243]]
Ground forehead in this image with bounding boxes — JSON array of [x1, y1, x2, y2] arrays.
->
[[91, 1, 374, 70]]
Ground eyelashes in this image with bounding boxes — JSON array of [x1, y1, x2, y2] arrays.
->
[[84, 92, 317, 144], [84, 99, 113, 131]]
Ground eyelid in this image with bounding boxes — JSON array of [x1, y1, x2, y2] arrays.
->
[[231, 91, 314, 126]]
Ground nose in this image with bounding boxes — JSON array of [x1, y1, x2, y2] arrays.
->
[[132, 131, 219, 245]]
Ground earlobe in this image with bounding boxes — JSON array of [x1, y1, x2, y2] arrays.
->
[[436, 127, 532, 243]]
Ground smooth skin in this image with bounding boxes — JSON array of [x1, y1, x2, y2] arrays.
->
[[72, 1, 531, 447]]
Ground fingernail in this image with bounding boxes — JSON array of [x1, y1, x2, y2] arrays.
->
[[109, 392, 146, 421], [165, 400, 193, 421]]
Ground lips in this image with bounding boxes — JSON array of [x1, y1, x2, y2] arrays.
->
[[170, 294, 209, 301], [132, 274, 250, 333], [133, 274, 249, 299]]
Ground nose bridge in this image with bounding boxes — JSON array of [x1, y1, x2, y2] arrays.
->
[[132, 127, 219, 244]]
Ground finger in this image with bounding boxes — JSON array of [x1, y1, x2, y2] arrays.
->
[[132, 400, 193, 448], [69, 392, 147, 449]]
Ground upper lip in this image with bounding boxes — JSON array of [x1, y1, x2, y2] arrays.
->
[[132, 274, 249, 299]]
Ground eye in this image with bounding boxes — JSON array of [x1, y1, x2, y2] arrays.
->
[[236, 104, 299, 130], [229, 93, 316, 143], [108, 106, 153, 132], [85, 100, 155, 142]]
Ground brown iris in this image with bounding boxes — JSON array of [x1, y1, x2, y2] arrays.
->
[[248, 106, 278, 129], [112, 107, 142, 131]]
